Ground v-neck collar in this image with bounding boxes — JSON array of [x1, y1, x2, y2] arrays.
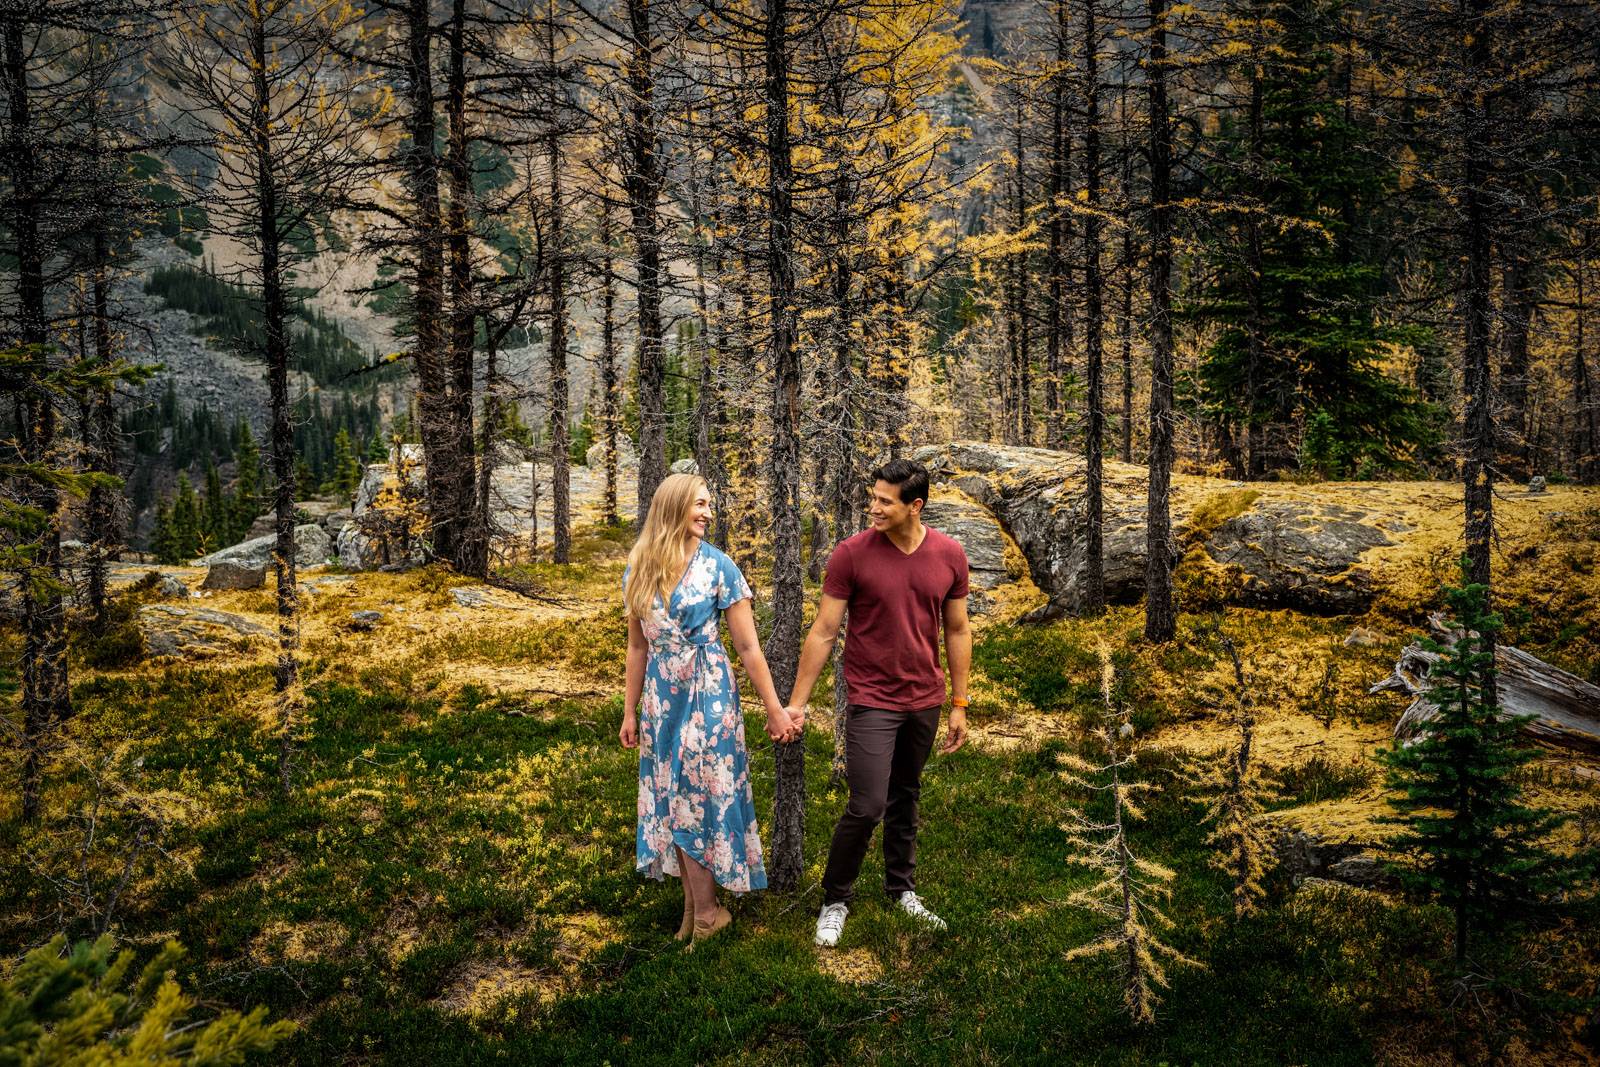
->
[[670, 539, 705, 603], [880, 524, 927, 558]]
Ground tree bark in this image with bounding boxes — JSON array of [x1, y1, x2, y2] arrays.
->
[[5, 12, 68, 824], [248, 8, 301, 795], [627, 0, 667, 524], [1080, 0, 1105, 615], [1143, 0, 1177, 643], [547, 131, 571, 563], [445, 0, 484, 576], [764, 0, 805, 893], [599, 203, 621, 525], [402, 0, 456, 565]]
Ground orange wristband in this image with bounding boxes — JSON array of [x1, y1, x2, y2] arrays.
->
[[951, 697, 969, 709]]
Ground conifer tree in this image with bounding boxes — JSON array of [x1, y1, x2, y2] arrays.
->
[[170, 473, 201, 561], [1204, 634, 1273, 917], [1379, 570, 1594, 964], [0, 934, 293, 1063], [1061, 647, 1198, 1024]]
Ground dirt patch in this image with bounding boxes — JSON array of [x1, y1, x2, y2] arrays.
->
[[432, 911, 622, 1018], [250, 919, 347, 965], [815, 947, 884, 986]]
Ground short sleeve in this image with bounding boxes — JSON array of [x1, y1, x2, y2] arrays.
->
[[822, 541, 854, 600], [946, 542, 969, 601], [715, 551, 753, 610]]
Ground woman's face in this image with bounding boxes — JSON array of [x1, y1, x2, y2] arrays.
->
[[686, 490, 713, 540]]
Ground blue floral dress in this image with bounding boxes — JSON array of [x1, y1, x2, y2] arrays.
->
[[629, 541, 767, 892]]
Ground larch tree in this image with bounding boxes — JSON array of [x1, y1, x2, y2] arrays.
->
[[158, 0, 369, 792]]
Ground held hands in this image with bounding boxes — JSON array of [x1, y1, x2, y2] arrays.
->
[[939, 706, 968, 755], [766, 704, 806, 744], [620, 711, 639, 749]]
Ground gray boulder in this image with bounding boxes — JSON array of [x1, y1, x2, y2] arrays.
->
[[1205, 501, 1392, 613], [915, 442, 1402, 620], [158, 574, 191, 600], [140, 604, 273, 658], [350, 610, 384, 631], [202, 560, 266, 591], [670, 457, 700, 475], [920, 498, 1016, 591], [192, 524, 332, 570]]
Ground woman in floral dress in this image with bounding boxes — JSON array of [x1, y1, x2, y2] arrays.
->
[[620, 474, 802, 944]]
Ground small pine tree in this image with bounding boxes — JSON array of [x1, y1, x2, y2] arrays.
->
[[325, 428, 361, 501], [1061, 646, 1200, 1025], [150, 498, 178, 564], [365, 426, 387, 462], [1298, 408, 1344, 480], [1204, 635, 1275, 917], [1379, 568, 1591, 964], [202, 460, 229, 550], [0, 933, 294, 1063], [232, 423, 262, 541], [170, 473, 202, 561]]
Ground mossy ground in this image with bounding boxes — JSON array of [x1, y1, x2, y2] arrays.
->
[[3, 511, 1598, 1065]]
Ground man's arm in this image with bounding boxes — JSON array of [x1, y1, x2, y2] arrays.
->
[[786, 593, 848, 714], [939, 596, 971, 754]]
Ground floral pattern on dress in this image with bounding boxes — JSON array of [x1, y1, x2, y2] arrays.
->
[[628, 541, 765, 892]]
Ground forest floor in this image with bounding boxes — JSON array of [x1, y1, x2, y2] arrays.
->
[[3, 506, 1600, 1065]]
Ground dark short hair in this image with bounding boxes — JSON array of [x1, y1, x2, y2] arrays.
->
[[870, 458, 929, 508]]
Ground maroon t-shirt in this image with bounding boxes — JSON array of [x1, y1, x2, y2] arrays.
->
[[823, 526, 969, 712]]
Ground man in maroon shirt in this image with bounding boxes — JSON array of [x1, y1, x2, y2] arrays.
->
[[784, 458, 972, 948]]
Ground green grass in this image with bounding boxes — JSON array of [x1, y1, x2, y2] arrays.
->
[[3, 616, 1594, 1065]]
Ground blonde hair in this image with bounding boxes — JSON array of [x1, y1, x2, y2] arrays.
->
[[625, 473, 710, 619]]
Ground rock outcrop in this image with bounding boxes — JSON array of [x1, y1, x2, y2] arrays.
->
[[192, 524, 332, 570], [139, 604, 273, 658], [915, 442, 1408, 619]]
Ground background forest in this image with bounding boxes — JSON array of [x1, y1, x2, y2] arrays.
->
[[3, 0, 1600, 1062]]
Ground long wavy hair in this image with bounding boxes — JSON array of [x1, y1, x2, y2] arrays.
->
[[624, 473, 709, 619]]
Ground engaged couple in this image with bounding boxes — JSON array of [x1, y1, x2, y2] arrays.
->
[[620, 459, 971, 947]]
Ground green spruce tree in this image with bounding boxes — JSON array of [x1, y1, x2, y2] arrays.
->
[[170, 473, 202, 561], [150, 497, 178, 565], [232, 422, 262, 541], [1380, 568, 1593, 963]]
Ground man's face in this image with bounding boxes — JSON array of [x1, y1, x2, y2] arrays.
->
[[868, 480, 920, 531]]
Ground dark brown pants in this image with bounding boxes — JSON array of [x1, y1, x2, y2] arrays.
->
[[821, 703, 941, 905]]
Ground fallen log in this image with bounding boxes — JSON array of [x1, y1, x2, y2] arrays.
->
[[1369, 614, 1600, 756]]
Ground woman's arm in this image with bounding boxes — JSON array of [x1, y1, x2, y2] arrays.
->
[[621, 613, 647, 748], [724, 599, 802, 743]]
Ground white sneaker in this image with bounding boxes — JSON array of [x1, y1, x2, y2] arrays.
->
[[896, 892, 947, 932], [814, 902, 849, 947]]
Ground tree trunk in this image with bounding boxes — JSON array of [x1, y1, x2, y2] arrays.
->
[[765, 0, 805, 893], [445, 0, 483, 576], [600, 204, 621, 525], [1499, 254, 1535, 481], [249, 10, 300, 795], [1458, 0, 1495, 611], [1080, 0, 1105, 616], [1245, 56, 1266, 478], [5, 12, 68, 824], [627, 0, 667, 524], [1119, 79, 1134, 464], [402, 0, 455, 565], [85, 225, 118, 634], [1575, 256, 1597, 482], [1046, 0, 1072, 448], [547, 130, 571, 563], [1143, 0, 1177, 643]]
